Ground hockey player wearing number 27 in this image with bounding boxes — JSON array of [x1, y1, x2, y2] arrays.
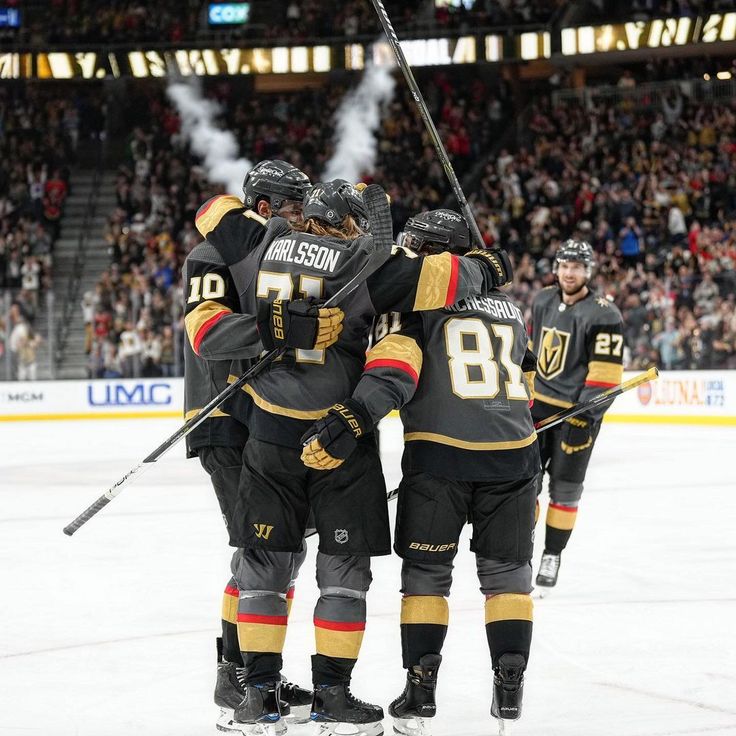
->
[[529, 239, 624, 592], [193, 180, 516, 736], [301, 209, 541, 736]]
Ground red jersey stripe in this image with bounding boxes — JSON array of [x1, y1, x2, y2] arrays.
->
[[365, 358, 419, 385], [585, 380, 618, 388], [445, 255, 460, 305], [194, 310, 229, 355], [195, 194, 224, 223]]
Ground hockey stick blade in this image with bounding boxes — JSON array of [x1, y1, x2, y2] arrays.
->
[[362, 184, 393, 256]]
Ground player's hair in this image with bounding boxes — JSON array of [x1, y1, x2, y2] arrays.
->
[[292, 215, 364, 240]]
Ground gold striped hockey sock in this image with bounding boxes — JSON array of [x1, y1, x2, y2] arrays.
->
[[545, 502, 578, 554], [237, 591, 289, 685], [400, 595, 449, 669], [484, 594, 533, 669], [221, 578, 242, 665]]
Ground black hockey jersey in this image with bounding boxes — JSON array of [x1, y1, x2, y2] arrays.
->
[[352, 291, 540, 481], [529, 286, 624, 421], [194, 194, 502, 448]]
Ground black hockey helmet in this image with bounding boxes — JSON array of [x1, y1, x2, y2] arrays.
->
[[243, 159, 311, 211], [554, 238, 595, 278], [302, 180, 368, 229], [398, 209, 471, 255]]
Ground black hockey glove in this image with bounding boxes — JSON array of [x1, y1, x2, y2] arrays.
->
[[464, 248, 513, 288], [300, 399, 370, 471], [258, 298, 343, 352], [560, 416, 593, 455]]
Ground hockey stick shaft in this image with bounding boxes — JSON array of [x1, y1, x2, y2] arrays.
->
[[64, 195, 394, 537], [368, 0, 485, 248]]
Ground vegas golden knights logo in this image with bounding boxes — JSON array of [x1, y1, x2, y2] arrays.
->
[[253, 523, 274, 540], [537, 327, 571, 380]]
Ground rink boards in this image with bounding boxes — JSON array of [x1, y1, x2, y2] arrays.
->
[[1, 371, 734, 425]]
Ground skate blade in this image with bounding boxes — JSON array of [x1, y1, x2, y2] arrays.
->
[[532, 586, 553, 599], [313, 720, 384, 736], [284, 703, 313, 724], [392, 716, 432, 736], [216, 709, 286, 736]]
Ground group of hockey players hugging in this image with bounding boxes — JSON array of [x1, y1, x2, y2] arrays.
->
[[182, 159, 624, 736]]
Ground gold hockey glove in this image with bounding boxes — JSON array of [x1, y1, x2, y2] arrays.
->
[[465, 248, 513, 288], [560, 416, 593, 455], [300, 400, 370, 471], [258, 298, 343, 352]]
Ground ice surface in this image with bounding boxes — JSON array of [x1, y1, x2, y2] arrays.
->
[[1, 418, 735, 735]]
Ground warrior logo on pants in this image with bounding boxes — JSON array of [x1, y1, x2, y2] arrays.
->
[[253, 523, 274, 540]]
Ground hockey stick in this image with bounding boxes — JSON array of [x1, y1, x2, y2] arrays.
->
[[63, 185, 394, 537], [368, 0, 484, 248], [378, 366, 659, 506]]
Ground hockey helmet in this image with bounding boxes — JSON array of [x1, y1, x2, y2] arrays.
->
[[243, 160, 311, 211], [398, 209, 471, 255], [554, 238, 594, 278], [302, 180, 368, 229]]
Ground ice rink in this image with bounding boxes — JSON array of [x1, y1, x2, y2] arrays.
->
[[1, 417, 735, 736]]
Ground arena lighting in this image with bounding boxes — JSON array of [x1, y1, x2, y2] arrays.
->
[[561, 12, 736, 55], [716, 70, 732, 79], [485, 35, 503, 62], [356, 36, 476, 70], [519, 31, 551, 60]]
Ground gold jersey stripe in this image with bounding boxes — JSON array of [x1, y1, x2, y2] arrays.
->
[[221, 591, 239, 625], [184, 407, 229, 421], [237, 622, 287, 653], [184, 300, 232, 349], [524, 370, 536, 398], [366, 334, 423, 376], [404, 430, 537, 451], [485, 593, 533, 624], [586, 360, 624, 386], [413, 252, 453, 311], [401, 595, 449, 626], [314, 627, 365, 659], [195, 195, 244, 237], [532, 390, 573, 409], [239, 382, 331, 421], [546, 504, 578, 531]]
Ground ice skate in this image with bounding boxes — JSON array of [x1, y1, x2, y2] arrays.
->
[[535, 550, 561, 594], [311, 683, 384, 736], [389, 654, 440, 736], [490, 653, 526, 735], [280, 677, 313, 723], [217, 682, 286, 736]]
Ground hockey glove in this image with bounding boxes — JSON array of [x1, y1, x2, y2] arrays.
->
[[465, 248, 513, 288], [258, 298, 343, 352], [560, 416, 593, 455], [300, 399, 370, 471]]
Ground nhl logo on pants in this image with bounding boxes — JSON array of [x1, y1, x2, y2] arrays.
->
[[334, 529, 349, 544]]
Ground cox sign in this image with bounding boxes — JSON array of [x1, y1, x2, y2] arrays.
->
[[208, 3, 250, 25]]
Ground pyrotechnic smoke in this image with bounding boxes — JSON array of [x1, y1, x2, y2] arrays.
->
[[167, 80, 252, 196], [322, 60, 396, 182]]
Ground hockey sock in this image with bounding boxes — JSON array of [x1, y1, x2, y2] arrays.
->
[[221, 578, 244, 665], [312, 592, 366, 686], [237, 590, 289, 685], [484, 594, 533, 669], [545, 502, 578, 554], [400, 595, 449, 669], [286, 583, 295, 617]]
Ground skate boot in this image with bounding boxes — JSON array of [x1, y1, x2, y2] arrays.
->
[[490, 653, 526, 735], [218, 681, 286, 736], [311, 683, 385, 736], [389, 654, 441, 736], [280, 677, 312, 723], [535, 550, 561, 592]]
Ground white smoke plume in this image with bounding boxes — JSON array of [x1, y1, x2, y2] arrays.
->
[[166, 80, 252, 196], [322, 60, 396, 182]]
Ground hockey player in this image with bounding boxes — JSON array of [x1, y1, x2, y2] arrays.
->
[[183, 160, 339, 729], [301, 209, 540, 735], [529, 239, 624, 590], [195, 183, 516, 736]]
